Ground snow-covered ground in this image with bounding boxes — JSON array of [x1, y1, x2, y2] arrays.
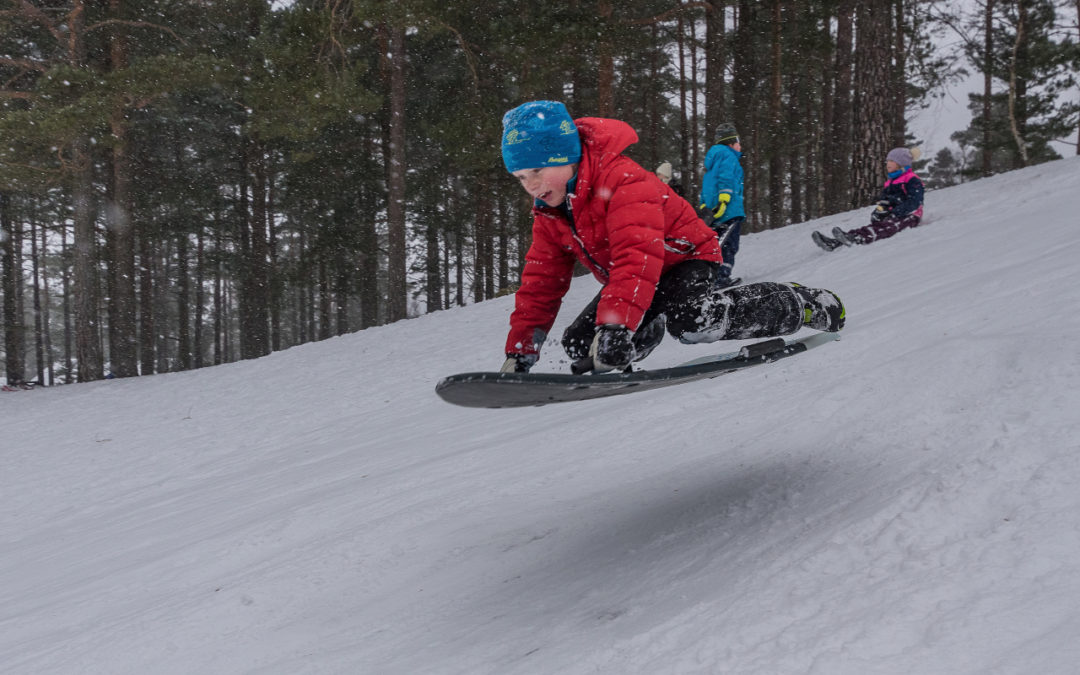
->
[[3, 157, 1080, 674]]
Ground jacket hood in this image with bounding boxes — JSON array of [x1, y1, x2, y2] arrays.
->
[[575, 117, 638, 168], [704, 143, 741, 171], [564, 117, 639, 205]]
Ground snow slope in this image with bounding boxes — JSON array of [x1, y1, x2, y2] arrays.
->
[[3, 157, 1080, 675]]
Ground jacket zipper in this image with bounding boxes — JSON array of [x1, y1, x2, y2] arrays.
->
[[562, 192, 609, 282]]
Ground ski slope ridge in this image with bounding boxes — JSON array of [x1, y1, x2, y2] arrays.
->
[[2, 157, 1080, 674]]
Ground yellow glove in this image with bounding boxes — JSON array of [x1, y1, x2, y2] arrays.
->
[[713, 193, 731, 220]]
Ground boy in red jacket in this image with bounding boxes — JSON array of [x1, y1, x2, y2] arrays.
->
[[500, 101, 845, 374]]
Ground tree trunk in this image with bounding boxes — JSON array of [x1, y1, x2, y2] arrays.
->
[[385, 24, 409, 322], [139, 213, 155, 374], [454, 226, 465, 307], [267, 166, 281, 351], [892, 0, 907, 146], [61, 223, 73, 383], [176, 231, 191, 370], [240, 141, 271, 358], [596, 0, 615, 116], [982, 0, 994, 176], [1, 193, 24, 385], [213, 214, 224, 365], [107, 0, 137, 377], [334, 249, 349, 336], [317, 258, 331, 340], [154, 240, 171, 373], [425, 211, 442, 312], [194, 224, 205, 369], [72, 138, 104, 382], [69, 1, 104, 382], [704, 3, 725, 147], [850, 0, 893, 208], [827, 0, 855, 212], [677, 11, 690, 187], [789, 46, 806, 224], [40, 217, 54, 384], [732, 1, 757, 228], [497, 193, 510, 293], [475, 175, 495, 302], [767, 0, 784, 230], [689, 10, 701, 199], [30, 217, 45, 384], [357, 188, 380, 329], [1007, 0, 1029, 168]]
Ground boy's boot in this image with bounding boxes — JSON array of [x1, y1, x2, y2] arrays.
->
[[714, 274, 739, 289], [632, 313, 666, 362], [788, 283, 845, 332]]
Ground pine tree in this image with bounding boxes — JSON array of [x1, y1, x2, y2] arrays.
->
[[959, 0, 1078, 172]]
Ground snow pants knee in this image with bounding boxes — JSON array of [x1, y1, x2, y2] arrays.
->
[[561, 261, 805, 359], [849, 213, 921, 244]]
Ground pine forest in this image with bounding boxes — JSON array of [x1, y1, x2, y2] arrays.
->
[[2, 0, 1078, 385]]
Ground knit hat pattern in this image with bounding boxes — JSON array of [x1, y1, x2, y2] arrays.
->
[[715, 122, 739, 145], [501, 101, 582, 173]]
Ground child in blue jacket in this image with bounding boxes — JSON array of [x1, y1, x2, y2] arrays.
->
[[698, 123, 744, 287]]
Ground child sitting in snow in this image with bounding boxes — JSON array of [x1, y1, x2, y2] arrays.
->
[[813, 147, 925, 251], [498, 100, 845, 375]]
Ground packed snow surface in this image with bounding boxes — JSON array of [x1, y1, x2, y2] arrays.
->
[[3, 157, 1080, 674]]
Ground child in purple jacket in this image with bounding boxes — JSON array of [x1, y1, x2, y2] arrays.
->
[[813, 147, 925, 251]]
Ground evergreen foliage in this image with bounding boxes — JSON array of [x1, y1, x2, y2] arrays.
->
[[1, 0, 1075, 383]]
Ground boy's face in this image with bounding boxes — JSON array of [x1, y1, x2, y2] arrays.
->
[[511, 164, 577, 206], [886, 159, 901, 173]]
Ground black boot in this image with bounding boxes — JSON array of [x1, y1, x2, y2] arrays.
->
[[812, 230, 843, 252], [632, 313, 666, 361], [831, 227, 855, 246]]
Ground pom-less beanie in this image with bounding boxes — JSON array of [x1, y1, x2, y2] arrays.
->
[[501, 101, 582, 173], [714, 123, 739, 145]]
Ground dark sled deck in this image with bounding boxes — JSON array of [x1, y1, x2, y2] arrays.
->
[[436, 332, 840, 409]]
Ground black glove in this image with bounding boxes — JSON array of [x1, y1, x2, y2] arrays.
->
[[697, 204, 716, 228], [500, 353, 537, 373], [590, 325, 635, 372]]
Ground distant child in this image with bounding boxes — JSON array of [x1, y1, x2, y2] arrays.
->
[[698, 124, 745, 287], [498, 101, 844, 374], [813, 147, 925, 251], [654, 161, 685, 198]]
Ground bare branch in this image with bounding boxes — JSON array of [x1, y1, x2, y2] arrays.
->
[[0, 57, 49, 73], [430, 19, 480, 97], [85, 18, 186, 44], [0, 90, 37, 100], [12, 0, 65, 46]]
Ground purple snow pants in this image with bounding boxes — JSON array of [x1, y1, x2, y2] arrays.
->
[[849, 213, 922, 244]]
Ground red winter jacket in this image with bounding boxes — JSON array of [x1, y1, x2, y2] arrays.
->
[[505, 117, 724, 357]]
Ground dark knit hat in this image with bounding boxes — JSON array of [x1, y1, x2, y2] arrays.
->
[[715, 123, 739, 145], [501, 101, 582, 173]]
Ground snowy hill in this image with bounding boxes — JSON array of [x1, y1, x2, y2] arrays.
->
[[3, 157, 1080, 675]]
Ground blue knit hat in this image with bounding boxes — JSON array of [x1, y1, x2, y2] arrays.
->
[[501, 101, 581, 173]]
